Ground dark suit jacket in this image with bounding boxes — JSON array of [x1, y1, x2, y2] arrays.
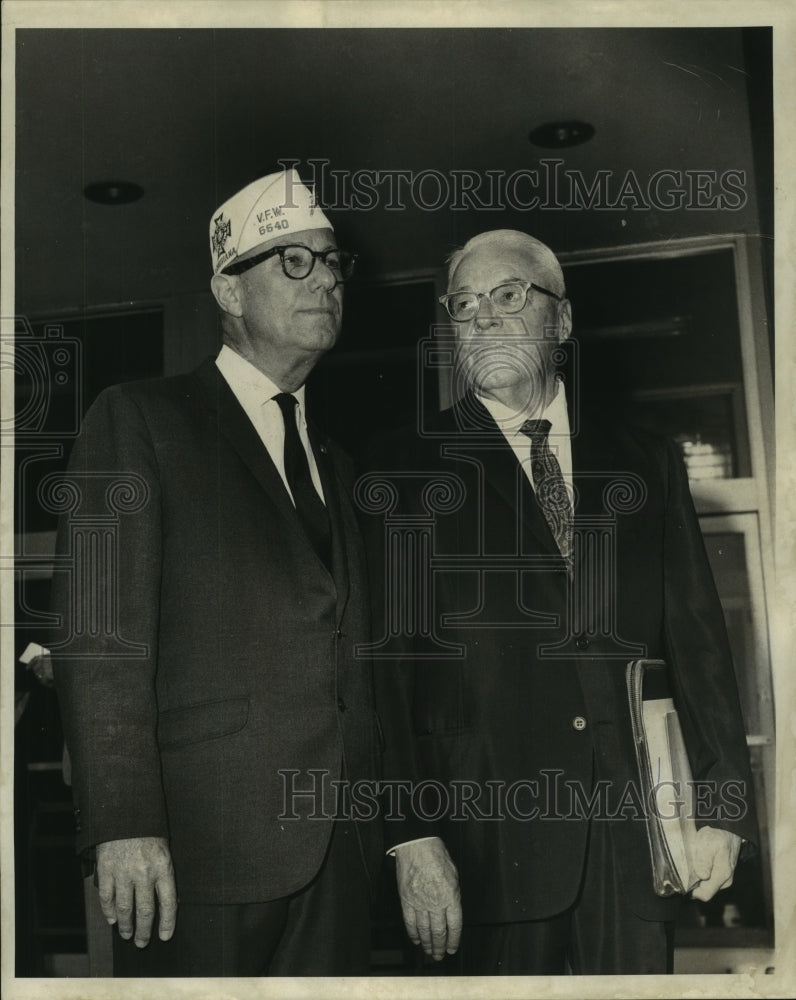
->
[[366, 393, 757, 924], [51, 358, 381, 905]]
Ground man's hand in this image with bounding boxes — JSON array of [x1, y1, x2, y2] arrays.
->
[[96, 836, 177, 948], [394, 837, 462, 960], [690, 826, 742, 902]]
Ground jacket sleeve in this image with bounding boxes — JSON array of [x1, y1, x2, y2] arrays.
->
[[661, 436, 759, 847], [359, 461, 442, 849], [50, 385, 169, 854]]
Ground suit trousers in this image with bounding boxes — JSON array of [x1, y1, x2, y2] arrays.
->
[[112, 819, 372, 976], [453, 817, 674, 975]]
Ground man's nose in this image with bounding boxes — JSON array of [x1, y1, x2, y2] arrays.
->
[[309, 257, 338, 292], [474, 295, 501, 330]]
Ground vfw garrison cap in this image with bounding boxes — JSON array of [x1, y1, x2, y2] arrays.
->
[[209, 169, 332, 275]]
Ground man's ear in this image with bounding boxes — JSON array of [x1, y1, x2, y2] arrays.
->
[[210, 272, 245, 318], [558, 299, 572, 343]]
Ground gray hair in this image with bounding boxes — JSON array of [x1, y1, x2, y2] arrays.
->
[[446, 229, 566, 296]]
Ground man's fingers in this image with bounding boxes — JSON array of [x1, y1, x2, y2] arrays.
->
[[692, 852, 735, 901], [94, 838, 177, 947], [414, 909, 433, 956], [155, 873, 178, 941], [133, 882, 156, 948], [691, 858, 713, 883], [692, 871, 723, 901], [96, 870, 117, 925], [692, 880, 717, 902], [445, 902, 463, 955], [428, 908, 449, 961], [400, 900, 420, 946], [113, 883, 135, 939]]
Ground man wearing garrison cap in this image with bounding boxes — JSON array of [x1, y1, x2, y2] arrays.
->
[[51, 169, 383, 975]]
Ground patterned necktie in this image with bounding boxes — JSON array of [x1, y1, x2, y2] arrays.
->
[[273, 393, 331, 570], [520, 418, 573, 566]]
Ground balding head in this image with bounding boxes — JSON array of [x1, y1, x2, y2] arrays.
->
[[447, 230, 566, 298]]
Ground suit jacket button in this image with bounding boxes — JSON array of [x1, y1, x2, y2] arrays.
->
[[575, 634, 590, 650], [572, 716, 587, 731], [337, 697, 347, 712]]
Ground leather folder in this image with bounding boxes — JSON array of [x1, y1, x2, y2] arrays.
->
[[626, 658, 701, 896]]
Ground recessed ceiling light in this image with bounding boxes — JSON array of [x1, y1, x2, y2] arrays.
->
[[528, 121, 595, 149], [83, 181, 144, 205]]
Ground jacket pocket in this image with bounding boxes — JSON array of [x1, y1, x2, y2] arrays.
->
[[158, 697, 249, 750]]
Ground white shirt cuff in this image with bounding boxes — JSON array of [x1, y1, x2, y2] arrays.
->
[[386, 835, 441, 857], [20, 642, 50, 665]]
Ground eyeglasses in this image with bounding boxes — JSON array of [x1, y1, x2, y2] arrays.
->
[[223, 244, 357, 282], [439, 280, 563, 322]]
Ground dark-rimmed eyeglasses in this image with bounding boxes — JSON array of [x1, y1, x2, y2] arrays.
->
[[223, 244, 357, 282], [439, 280, 563, 322]]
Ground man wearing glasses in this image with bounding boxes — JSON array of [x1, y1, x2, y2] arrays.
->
[[370, 229, 756, 974], [52, 170, 381, 975]]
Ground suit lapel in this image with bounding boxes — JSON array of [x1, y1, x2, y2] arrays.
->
[[193, 359, 338, 586], [309, 422, 351, 613], [450, 394, 563, 560]]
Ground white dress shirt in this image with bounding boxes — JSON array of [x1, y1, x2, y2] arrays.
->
[[478, 383, 572, 499], [215, 344, 325, 505]]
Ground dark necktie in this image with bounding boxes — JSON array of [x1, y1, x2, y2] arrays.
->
[[520, 418, 573, 566], [273, 393, 331, 570]]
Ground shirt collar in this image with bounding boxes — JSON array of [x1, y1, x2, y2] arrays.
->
[[477, 383, 570, 440], [216, 344, 307, 419]]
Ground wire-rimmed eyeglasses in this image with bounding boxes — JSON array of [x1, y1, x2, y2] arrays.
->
[[439, 280, 563, 322], [223, 244, 357, 282]]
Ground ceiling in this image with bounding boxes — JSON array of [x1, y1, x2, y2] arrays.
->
[[14, 27, 767, 318]]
